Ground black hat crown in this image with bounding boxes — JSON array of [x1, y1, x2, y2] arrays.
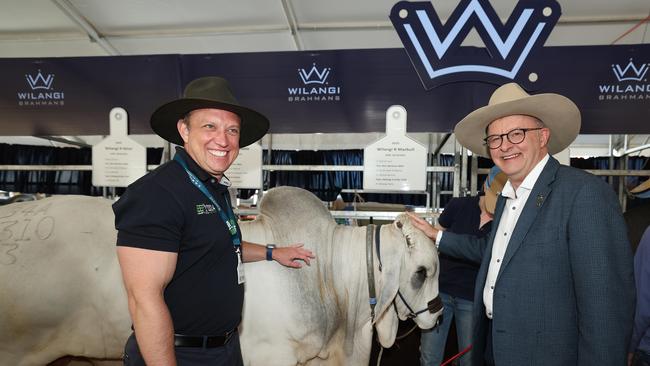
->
[[150, 76, 269, 147]]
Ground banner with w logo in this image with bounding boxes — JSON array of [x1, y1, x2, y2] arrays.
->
[[1, 44, 648, 136], [390, 0, 560, 89]]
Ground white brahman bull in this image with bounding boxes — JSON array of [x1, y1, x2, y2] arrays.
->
[[0, 188, 441, 366], [239, 186, 442, 365], [0, 195, 130, 366]]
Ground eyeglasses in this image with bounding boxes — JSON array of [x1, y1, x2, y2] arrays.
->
[[483, 128, 544, 149]]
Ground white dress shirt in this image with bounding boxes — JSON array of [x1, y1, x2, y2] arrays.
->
[[482, 154, 549, 319]]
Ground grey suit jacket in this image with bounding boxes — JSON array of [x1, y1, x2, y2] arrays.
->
[[440, 157, 635, 366]]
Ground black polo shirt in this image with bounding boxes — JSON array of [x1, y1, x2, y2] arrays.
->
[[113, 147, 243, 335]]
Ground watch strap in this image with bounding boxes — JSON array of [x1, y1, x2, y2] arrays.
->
[[266, 244, 275, 261]]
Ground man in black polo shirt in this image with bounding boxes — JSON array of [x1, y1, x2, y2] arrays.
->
[[114, 76, 314, 366]]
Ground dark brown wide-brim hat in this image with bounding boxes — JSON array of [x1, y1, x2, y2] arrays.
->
[[454, 83, 581, 157], [151, 76, 269, 147]]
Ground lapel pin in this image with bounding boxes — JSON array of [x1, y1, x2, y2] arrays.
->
[[536, 194, 544, 207]]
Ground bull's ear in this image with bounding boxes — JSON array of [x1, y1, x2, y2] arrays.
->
[[373, 224, 405, 345], [375, 302, 398, 347]]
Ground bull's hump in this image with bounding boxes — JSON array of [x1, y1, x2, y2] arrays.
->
[[258, 186, 334, 225]]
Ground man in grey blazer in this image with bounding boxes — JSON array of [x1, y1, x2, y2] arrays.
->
[[409, 83, 635, 366]]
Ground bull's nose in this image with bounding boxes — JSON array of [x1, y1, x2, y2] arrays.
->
[[427, 295, 443, 313]]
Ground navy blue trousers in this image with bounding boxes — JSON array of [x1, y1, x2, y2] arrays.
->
[[123, 332, 244, 366]]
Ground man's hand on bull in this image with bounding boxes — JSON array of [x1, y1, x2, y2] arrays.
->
[[405, 211, 440, 241], [241, 242, 315, 268], [272, 244, 315, 268]]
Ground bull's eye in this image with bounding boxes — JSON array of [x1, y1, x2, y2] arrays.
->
[[411, 266, 427, 288]]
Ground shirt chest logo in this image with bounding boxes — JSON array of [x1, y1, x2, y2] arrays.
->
[[196, 203, 217, 215]]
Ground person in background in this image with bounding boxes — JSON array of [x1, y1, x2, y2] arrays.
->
[[420, 167, 505, 366], [114, 76, 314, 366], [630, 225, 650, 366], [408, 83, 634, 366], [625, 177, 650, 253]]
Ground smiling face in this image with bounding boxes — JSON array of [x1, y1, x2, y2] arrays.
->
[[177, 108, 241, 180], [486, 115, 550, 189]]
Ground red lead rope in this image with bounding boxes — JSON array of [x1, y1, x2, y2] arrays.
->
[[440, 345, 473, 366]]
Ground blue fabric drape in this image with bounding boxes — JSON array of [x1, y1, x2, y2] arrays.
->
[[0, 143, 162, 195], [267, 149, 362, 201], [2, 144, 645, 209], [265, 150, 459, 205]]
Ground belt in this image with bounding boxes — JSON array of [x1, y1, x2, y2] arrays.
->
[[174, 329, 237, 348]]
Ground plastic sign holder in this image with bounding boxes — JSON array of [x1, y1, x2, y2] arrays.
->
[[363, 105, 427, 191], [92, 107, 146, 187]]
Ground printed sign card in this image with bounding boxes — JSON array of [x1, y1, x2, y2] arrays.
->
[[363, 105, 427, 191], [225, 142, 263, 189], [92, 107, 147, 187]]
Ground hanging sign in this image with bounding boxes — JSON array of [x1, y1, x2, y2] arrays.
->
[[363, 105, 427, 191], [225, 142, 263, 189], [92, 107, 147, 187]]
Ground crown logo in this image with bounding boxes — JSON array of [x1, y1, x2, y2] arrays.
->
[[612, 58, 648, 82], [25, 70, 55, 90], [390, 0, 561, 89], [298, 63, 331, 85]]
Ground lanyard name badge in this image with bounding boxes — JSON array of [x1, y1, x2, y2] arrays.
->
[[174, 153, 245, 284]]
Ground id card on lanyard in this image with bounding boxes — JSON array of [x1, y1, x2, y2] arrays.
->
[[174, 153, 245, 284]]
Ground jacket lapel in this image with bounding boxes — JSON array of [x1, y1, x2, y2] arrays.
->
[[497, 157, 559, 278]]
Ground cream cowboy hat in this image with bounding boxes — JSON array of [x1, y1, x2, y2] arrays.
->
[[454, 83, 581, 157], [483, 166, 507, 215], [151, 76, 269, 148], [630, 178, 650, 199]]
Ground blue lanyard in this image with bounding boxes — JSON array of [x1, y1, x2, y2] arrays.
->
[[174, 153, 241, 247]]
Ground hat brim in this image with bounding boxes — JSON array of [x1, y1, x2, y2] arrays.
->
[[150, 98, 270, 148], [454, 93, 581, 157], [483, 172, 507, 214], [630, 178, 650, 197]]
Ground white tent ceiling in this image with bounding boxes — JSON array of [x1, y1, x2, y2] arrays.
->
[[0, 0, 649, 155], [1, 0, 649, 56]]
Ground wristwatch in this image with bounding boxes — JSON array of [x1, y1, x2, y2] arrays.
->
[[266, 244, 276, 261]]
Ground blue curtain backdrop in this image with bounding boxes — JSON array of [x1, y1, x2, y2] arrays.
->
[[1, 144, 644, 208], [0, 143, 162, 195], [265, 150, 456, 206]]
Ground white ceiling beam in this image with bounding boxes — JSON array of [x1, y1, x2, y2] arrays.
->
[[295, 15, 650, 32], [50, 0, 120, 55], [1, 14, 647, 43], [0, 32, 85, 41], [104, 25, 289, 38], [280, 0, 303, 50]]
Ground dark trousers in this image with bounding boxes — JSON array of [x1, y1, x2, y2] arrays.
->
[[633, 349, 650, 366], [123, 332, 244, 366], [484, 319, 495, 366]]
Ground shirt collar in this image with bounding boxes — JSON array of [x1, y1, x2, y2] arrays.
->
[[501, 154, 550, 199], [174, 146, 231, 187]]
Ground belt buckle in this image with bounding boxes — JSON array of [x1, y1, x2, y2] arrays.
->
[[224, 329, 235, 345]]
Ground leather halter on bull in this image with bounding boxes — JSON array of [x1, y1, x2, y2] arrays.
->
[[366, 223, 443, 322]]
